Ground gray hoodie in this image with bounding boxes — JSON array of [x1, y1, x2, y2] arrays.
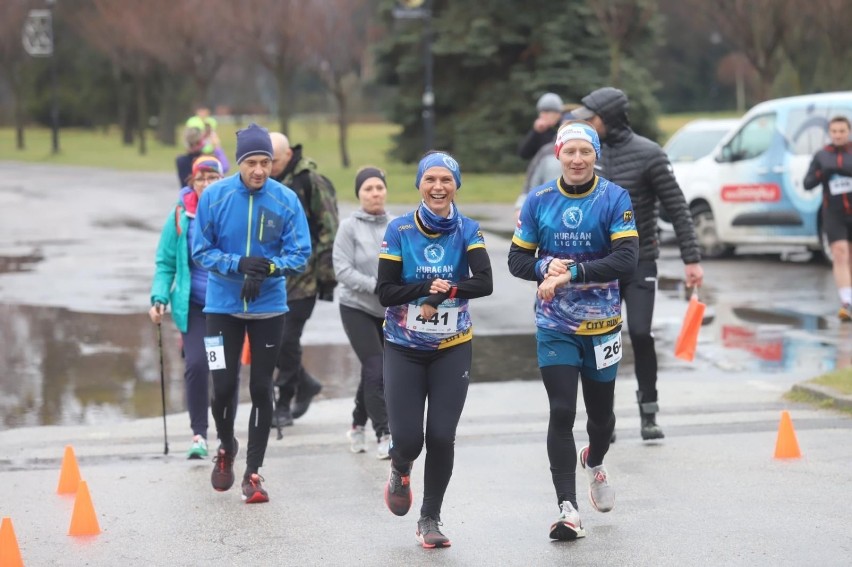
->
[[332, 209, 392, 318]]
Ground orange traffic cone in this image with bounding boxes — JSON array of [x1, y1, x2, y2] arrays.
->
[[57, 445, 82, 495], [68, 481, 100, 536], [0, 517, 24, 567], [774, 410, 802, 459], [241, 332, 251, 366]]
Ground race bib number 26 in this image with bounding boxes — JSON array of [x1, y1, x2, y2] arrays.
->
[[204, 335, 226, 370], [593, 332, 622, 370]]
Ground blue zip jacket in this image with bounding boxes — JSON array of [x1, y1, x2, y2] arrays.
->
[[192, 173, 312, 314]]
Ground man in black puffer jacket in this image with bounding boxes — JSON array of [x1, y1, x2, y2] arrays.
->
[[573, 87, 704, 441]]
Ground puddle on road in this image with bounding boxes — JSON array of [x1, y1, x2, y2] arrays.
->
[[1, 295, 847, 430], [0, 304, 548, 430], [654, 285, 847, 374]]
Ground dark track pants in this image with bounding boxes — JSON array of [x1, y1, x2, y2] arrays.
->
[[340, 304, 388, 439]]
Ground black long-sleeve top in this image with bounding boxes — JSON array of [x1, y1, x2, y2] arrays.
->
[[378, 247, 493, 308]]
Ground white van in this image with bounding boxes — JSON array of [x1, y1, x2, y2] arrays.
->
[[673, 92, 852, 259]]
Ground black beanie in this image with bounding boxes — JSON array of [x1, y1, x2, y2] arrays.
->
[[354, 167, 386, 198], [235, 123, 273, 164]]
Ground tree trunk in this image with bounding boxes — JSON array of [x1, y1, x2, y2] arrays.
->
[[275, 67, 290, 135], [609, 41, 622, 87], [118, 74, 134, 146], [136, 75, 148, 156], [12, 67, 25, 150], [334, 81, 350, 169], [156, 72, 181, 146]]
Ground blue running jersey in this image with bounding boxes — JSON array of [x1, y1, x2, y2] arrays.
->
[[379, 209, 486, 350], [512, 176, 638, 335]]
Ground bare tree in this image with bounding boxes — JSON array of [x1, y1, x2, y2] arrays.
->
[[231, 0, 305, 134], [586, 0, 658, 87], [302, 0, 371, 168], [0, 0, 37, 149], [71, 0, 156, 154], [699, 0, 796, 101]]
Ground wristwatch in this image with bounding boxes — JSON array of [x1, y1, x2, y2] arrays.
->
[[563, 259, 578, 282]]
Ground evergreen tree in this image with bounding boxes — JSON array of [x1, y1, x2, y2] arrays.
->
[[373, 0, 664, 172]]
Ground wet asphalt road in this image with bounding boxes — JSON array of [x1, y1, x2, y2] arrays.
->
[[1, 162, 851, 565]]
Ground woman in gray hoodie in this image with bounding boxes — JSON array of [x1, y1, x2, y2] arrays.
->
[[333, 166, 393, 459]]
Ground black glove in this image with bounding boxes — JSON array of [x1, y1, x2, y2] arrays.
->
[[240, 277, 263, 302], [317, 281, 336, 302], [238, 256, 272, 278]]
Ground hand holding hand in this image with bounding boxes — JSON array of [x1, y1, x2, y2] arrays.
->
[[537, 272, 570, 301], [429, 278, 452, 295], [148, 302, 165, 324], [546, 259, 569, 279], [420, 303, 438, 321]]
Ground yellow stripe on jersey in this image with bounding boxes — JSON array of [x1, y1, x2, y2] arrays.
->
[[437, 326, 473, 349], [573, 316, 622, 335], [511, 235, 538, 250], [467, 243, 486, 251], [379, 253, 402, 261], [611, 230, 639, 240]]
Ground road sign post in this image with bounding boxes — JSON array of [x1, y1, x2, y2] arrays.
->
[[22, 4, 60, 154]]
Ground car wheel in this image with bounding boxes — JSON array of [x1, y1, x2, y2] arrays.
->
[[691, 203, 733, 259]]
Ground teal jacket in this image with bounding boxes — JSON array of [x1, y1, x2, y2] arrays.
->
[[150, 192, 203, 333]]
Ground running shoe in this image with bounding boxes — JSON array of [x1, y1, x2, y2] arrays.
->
[[416, 515, 451, 548], [347, 425, 367, 454], [187, 435, 208, 460], [241, 473, 269, 504], [839, 304, 851, 322], [384, 467, 413, 516], [292, 376, 322, 419], [377, 433, 392, 460], [578, 445, 615, 513], [211, 438, 239, 492], [549, 501, 586, 541]]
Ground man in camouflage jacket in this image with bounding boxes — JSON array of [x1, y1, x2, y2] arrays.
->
[[270, 132, 339, 425]]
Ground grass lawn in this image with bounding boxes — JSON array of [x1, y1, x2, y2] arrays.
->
[[0, 112, 736, 205], [811, 368, 852, 395]]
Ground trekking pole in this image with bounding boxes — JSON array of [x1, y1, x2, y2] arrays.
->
[[157, 322, 170, 455]]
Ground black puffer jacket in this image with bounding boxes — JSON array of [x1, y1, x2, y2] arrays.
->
[[581, 87, 700, 264]]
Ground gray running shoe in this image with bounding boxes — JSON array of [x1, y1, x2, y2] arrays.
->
[[384, 467, 413, 516], [578, 445, 615, 513], [211, 438, 239, 492], [347, 425, 367, 453], [549, 501, 586, 541], [377, 434, 391, 460], [416, 515, 451, 548]]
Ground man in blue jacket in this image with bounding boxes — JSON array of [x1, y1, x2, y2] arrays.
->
[[192, 123, 312, 504]]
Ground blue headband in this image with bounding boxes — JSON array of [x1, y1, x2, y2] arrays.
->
[[555, 122, 601, 159], [415, 152, 462, 190]]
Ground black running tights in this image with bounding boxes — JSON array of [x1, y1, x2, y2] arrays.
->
[[206, 313, 285, 474], [383, 341, 471, 519], [541, 365, 616, 508]]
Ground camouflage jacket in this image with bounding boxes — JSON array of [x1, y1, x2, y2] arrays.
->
[[276, 145, 339, 302]]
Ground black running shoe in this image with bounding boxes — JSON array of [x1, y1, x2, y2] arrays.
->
[[241, 473, 269, 504], [211, 438, 239, 492], [291, 376, 322, 419], [384, 467, 413, 516], [416, 515, 451, 548]]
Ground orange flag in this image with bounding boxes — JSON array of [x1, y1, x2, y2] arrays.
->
[[674, 292, 706, 362]]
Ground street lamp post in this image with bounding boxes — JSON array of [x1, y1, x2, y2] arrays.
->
[[22, 1, 59, 154], [393, 0, 435, 153], [47, 0, 59, 154], [421, 0, 435, 152]]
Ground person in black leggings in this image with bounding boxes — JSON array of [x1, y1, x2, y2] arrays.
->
[[508, 121, 638, 540], [333, 166, 393, 458], [378, 151, 493, 549]]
